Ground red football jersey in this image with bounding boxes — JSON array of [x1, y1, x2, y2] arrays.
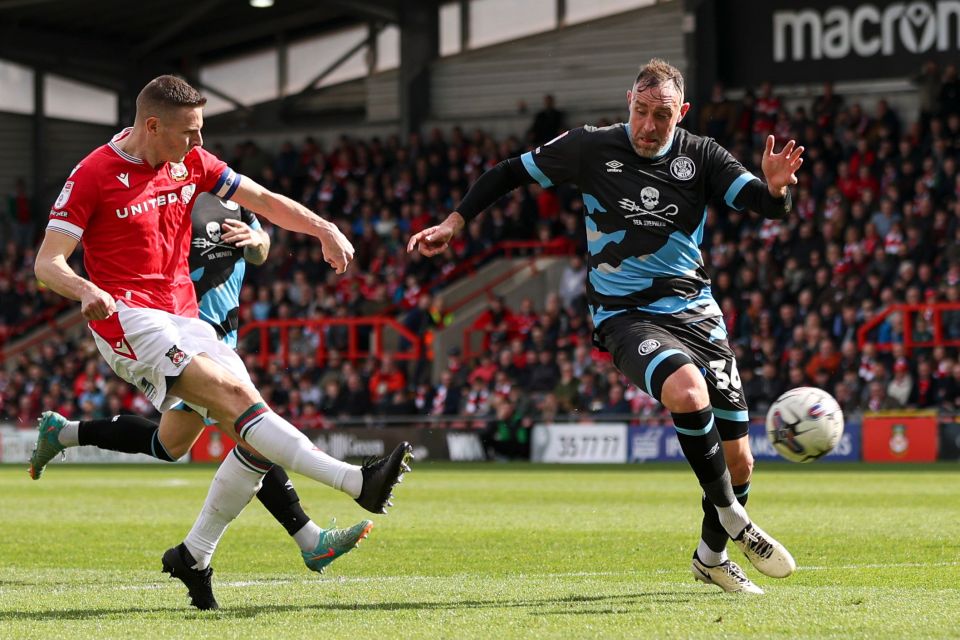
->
[[46, 128, 241, 330]]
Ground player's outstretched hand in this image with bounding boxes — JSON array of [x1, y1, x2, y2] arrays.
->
[[320, 224, 355, 275], [80, 285, 116, 321], [220, 218, 256, 247], [762, 135, 804, 197], [407, 212, 464, 257]]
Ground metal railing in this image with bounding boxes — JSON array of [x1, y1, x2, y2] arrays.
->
[[856, 303, 960, 354], [237, 316, 423, 368]]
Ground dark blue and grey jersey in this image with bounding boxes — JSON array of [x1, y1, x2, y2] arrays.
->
[[520, 124, 757, 328], [189, 192, 261, 348]]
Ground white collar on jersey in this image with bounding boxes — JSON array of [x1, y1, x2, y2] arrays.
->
[[108, 128, 145, 164]]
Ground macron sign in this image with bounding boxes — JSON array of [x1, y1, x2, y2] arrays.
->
[[774, 2, 960, 61], [716, 0, 960, 85]]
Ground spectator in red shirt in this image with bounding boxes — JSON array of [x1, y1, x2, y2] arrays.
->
[[753, 82, 781, 146], [836, 162, 860, 202], [805, 337, 842, 382], [854, 165, 879, 201], [368, 354, 406, 403]]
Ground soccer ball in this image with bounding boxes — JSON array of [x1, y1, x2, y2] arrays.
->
[[765, 387, 844, 463]]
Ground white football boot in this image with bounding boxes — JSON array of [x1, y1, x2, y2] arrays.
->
[[692, 553, 764, 595], [733, 522, 796, 578]]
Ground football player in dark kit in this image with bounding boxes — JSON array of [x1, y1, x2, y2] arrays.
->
[[409, 59, 804, 594]]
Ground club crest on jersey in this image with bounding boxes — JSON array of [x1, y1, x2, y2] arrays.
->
[[181, 184, 196, 205], [670, 156, 696, 180], [165, 345, 187, 367], [54, 181, 74, 209], [169, 162, 189, 181], [638, 339, 660, 355]]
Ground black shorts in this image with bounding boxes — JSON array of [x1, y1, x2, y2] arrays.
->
[[596, 313, 749, 440]]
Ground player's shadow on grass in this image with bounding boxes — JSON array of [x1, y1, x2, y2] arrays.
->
[[0, 591, 705, 621]]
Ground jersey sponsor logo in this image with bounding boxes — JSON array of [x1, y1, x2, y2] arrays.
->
[[181, 184, 196, 205], [169, 162, 189, 181], [206, 220, 221, 244], [638, 339, 660, 355], [605, 160, 623, 173], [193, 221, 235, 257], [49, 209, 69, 218], [116, 190, 185, 218], [117, 172, 130, 188], [54, 181, 74, 209], [219, 199, 240, 211], [640, 187, 661, 210], [205, 221, 222, 243], [619, 188, 679, 225], [670, 156, 696, 180], [165, 345, 187, 367]]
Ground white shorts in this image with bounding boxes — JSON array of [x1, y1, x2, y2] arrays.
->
[[90, 302, 252, 416]]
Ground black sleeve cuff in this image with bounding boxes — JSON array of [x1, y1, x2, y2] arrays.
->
[[457, 157, 535, 222], [734, 179, 792, 219]]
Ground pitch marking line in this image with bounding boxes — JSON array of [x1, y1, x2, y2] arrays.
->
[[104, 562, 960, 591]]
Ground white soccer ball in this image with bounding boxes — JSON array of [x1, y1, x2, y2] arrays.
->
[[765, 387, 844, 463]]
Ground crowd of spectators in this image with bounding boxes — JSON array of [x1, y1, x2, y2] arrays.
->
[[3, 62, 960, 433]]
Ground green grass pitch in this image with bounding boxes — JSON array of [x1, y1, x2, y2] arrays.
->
[[1, 462, 958, 639]]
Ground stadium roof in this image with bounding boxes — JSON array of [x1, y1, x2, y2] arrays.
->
[[0, 0, 411, 91]]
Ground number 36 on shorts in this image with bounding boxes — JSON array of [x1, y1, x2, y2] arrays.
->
[[707, 358, 741, 391]]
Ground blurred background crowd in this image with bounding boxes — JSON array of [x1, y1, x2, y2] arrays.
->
[[3, 65, 960, 433]]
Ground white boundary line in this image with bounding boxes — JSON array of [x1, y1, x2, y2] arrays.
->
[[91, 562, 959, 591]]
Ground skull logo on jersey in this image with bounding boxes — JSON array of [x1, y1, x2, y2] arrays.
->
[[640, 187, 660, 210], [206, 221, 222, 243]]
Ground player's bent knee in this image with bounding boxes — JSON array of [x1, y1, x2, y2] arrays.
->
[[661, 365, 710, 413]]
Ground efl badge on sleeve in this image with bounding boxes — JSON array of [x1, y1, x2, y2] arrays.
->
[[54, 181, 74, 209]]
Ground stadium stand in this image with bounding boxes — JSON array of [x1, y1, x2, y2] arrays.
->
[[3, 76, 960, 427]]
